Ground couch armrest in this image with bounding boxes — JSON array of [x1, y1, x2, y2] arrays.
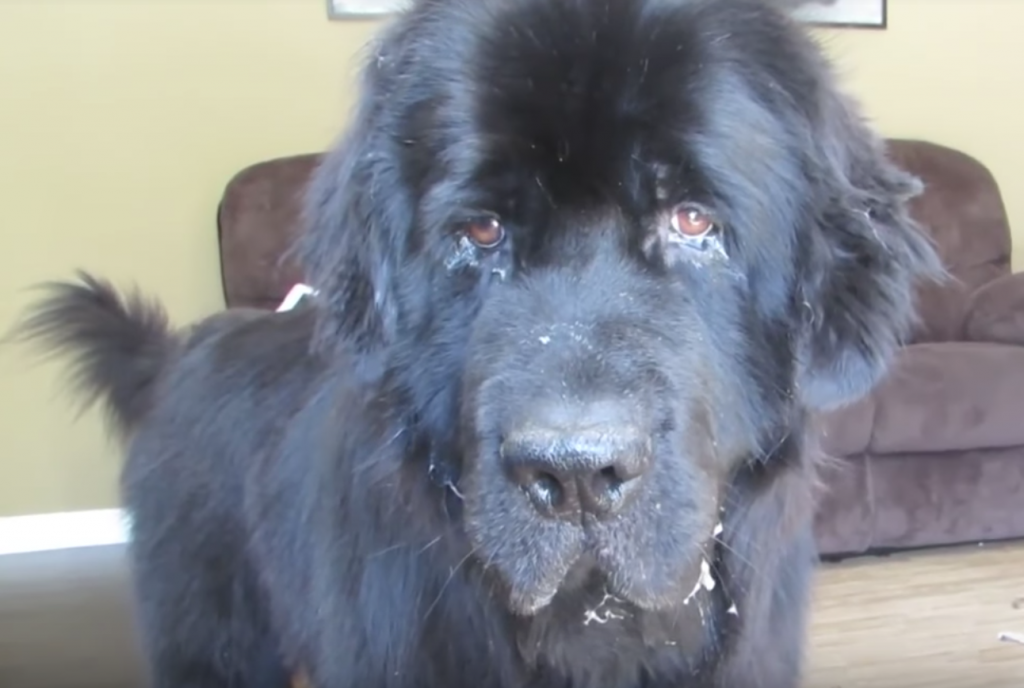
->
[[963, 272, 1024, 345]]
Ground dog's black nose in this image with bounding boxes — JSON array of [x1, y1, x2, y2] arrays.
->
[[502, 403, 650, 520]]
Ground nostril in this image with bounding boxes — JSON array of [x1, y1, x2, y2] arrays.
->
[[511, 466, 571, 516], [594, 465, 625, 494], [530, 471, 565, 510], [584, 461, 644, 516]]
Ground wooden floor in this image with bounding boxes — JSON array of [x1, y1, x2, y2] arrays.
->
[[805, 540, 1024, 688], [3, 541, 1024, 686]]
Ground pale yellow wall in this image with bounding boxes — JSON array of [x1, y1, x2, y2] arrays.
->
[[0, 0, 1021, 517]]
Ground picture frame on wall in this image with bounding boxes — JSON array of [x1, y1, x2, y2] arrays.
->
[[789, 0, 887, 29], [325, 0, 886, 28], [326, 0, 410, 19]]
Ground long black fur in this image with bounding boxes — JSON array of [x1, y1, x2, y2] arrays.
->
[[13, 1, 943, 687]]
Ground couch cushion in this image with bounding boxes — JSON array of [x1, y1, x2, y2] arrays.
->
[[217, 153, 322, 309], [813, 446, 1024, 557], [867, 341, 1024, 454], [812, 454, 875, 556], [866, 446, 1024, 551]]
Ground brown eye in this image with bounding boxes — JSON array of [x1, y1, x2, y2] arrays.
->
[[671, 204, 715, 237], [464, 216, 506, 248]]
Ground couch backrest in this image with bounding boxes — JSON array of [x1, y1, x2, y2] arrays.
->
[[216, 140, 1013, 340], [885, 139, 1012, 342], [217, 153, 321, 311]]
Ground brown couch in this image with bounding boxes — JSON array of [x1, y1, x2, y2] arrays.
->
[[216, 138, 1024, 560]]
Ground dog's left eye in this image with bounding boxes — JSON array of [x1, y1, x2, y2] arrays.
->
[[462, 216, 507, 249], [670, 204, 715, 238]]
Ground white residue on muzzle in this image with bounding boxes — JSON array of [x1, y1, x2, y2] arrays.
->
[[683, 519, 724, 606], [710, 518, 739, 617], [582, 591, 629, 626], [683, 557, 716, 606]]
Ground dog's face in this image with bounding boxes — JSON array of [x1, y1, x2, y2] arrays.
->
[[300, 0, 941, 617]]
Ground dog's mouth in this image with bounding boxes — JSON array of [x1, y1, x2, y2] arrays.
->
[[490, 518, 724, 618]]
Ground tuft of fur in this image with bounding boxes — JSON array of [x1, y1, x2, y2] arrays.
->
[[9, 271, 178, 440]]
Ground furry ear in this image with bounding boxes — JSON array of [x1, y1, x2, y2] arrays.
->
[[794, 93, 946, 412], [291, 34, 415, 357]]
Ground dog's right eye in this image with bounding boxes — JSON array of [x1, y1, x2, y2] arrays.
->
[[670, 203, 715, 238], [462, 216, 506, 249]]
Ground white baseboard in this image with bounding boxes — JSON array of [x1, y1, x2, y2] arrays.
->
[[0, 509, 130, 556]]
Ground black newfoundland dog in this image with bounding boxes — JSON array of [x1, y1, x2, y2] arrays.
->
[[16, 0, 942, 686]]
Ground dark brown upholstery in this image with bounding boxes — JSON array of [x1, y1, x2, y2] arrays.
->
[[217, 153, 319, 310], [215, 139, 1024, 559], [889, 141, 1013, 344], [813, 140, 1024, 557]]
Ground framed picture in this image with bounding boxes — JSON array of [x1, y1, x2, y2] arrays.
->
[[327, 0, 411, 19], [325, 0, 886, 28], [789, 0, 887, 29]]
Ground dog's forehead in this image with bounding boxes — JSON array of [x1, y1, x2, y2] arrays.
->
[[462, 0, 711, 202]]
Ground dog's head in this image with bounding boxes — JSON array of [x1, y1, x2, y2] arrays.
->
[[299, 0, 942, 616]]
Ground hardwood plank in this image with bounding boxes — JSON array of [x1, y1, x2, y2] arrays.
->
[[805, 541, 1024, 688], [4, 540, 1024, 686]]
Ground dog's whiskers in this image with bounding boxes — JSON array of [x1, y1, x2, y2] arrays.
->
[[351, 426, 408, 476], [367, 542, 407, 559], [423, 546, 478, 621], [446, 481, 465, 500], [368, 535, 443, 561], [760, 428, 792, 463], [417, 535, 443, 555], [712, 534, 758, 574]]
